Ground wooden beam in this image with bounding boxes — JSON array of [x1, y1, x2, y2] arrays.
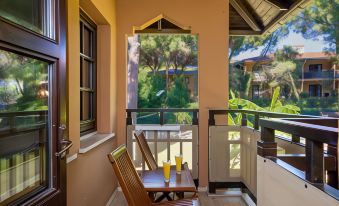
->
[[230, 0, 262, 32], [229, 30, 261, 36], [263, 0, 308, 34], [263, 0, 289, 10]]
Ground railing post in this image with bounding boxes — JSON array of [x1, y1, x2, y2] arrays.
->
[[254, 114, 259, 130], [241, 113, 247, 127], [257, 127, 277, 157], [9, 115, 15, 131], [208, 111, 215, 126], [291, 135, 300, 143], [192, 111, 198, 125], [305, 139, 324, 184], [326, 144, 338, 188], [159, 111, 164, 125], [126, 110, 132, 125]]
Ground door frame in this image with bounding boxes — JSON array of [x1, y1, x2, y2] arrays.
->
[[0, 0, 67, 205]]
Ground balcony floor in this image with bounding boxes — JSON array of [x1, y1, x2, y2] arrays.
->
[[111, 191, 248, 206]]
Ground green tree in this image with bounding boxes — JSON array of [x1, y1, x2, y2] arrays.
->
[[0, 50, 47, 111], [167, 76, 190, 108], [228, 87, 300, 125], [291, 0, 339, 54]]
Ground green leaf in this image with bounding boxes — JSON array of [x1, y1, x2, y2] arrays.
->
[[270, 87, 280, 111]]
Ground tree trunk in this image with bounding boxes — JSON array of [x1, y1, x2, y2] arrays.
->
[[288, 72, 299, 100], [127, 35, 140, 122]]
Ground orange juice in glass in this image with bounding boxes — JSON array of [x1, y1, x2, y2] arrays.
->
[[175, 154, 183, 174], [163, 160, 171, 183]]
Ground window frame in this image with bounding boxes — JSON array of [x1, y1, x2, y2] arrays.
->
[[309, 84, 322, 97], [309, 64, 322, 72], [79, 11, 97, 135]]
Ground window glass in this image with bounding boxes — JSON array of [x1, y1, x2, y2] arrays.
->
[[0, 0, 55, 39], [0, 49, 50, 204], [309, 64, 322, 72]]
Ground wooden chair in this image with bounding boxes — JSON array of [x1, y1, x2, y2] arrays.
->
[[134, 130, 158, 170], [107, 145, 198, 206]]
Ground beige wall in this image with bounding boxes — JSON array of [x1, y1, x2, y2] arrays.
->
[[67, 139, 117, 206], [116, 0, 229, 186], [66, 0, 118, 205]]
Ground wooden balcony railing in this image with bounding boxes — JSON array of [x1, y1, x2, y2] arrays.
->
[[208, 109, 339, 202]]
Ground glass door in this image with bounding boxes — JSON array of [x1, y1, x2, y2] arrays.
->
[[0, 0, 68, 205]]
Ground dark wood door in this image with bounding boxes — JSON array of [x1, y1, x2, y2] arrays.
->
[[0, 0, 68, 205]]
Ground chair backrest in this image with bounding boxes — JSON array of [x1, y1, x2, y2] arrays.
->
[[134, 131, 158, 170], [107, 145, 151, 206]]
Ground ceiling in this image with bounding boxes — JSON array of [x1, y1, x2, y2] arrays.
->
[[230, 0, 312, 35]]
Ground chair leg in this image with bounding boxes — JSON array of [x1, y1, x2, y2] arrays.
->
[[148, 192, 156, 202]]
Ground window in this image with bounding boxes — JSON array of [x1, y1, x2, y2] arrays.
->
[[309, 84, 322, 97], [252, 85, 260, 99], [0, 49, 49, 205], [80, 12, 96, 135], [0, 0, 55, 38], [309, 64, 322, 72]]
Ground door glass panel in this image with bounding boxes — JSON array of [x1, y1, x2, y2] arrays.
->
[[0, 49, 50, 204], [0, 0, 55, 39]]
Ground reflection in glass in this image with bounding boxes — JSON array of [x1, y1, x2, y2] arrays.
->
[[0, 0, 55, 38], [0, 49, 49, 204]]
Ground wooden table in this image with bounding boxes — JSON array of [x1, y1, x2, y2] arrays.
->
[[140, 163, 197, 202]]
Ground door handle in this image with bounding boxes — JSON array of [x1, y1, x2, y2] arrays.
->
[[55, 124, 73, 158], [55, 139, 73, 157]]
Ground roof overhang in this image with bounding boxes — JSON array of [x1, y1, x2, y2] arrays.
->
[[230, 0, 312, 36]]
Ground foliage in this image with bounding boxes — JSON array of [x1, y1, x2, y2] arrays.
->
[[139, 35, 198, 74], [229, 26, 291, 60], [228, 87, 300, 126], [137, 34, 198, 112], [229, 64, 251, 98], [0, 50, 48, 112], [167, 76, 190, 108], [137, 69, 166, 108], [290, 0, 339, 53]]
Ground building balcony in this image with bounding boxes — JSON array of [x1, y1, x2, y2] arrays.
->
[[303, 71, 339, 80]]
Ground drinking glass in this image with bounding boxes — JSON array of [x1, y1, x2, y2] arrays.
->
[[163, 160, 171, 182], [175, 154, 183, 174]]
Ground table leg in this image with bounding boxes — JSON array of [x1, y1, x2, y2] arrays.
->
[[155, 192, 173, 202], [175, 192, 185, 199]]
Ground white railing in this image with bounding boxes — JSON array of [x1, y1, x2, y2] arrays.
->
[[127, 124, 199, 179]]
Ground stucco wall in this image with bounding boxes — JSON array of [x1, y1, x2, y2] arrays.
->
[[66, 0, 118, 205], [116, 0, 230, 187]]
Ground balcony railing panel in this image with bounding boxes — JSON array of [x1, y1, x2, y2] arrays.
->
[[303, 71, 338, 79], [257, 156, 339, 206], [126, 109, 199, 180]]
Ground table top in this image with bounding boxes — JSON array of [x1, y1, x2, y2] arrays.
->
[[140, 163, 196, 192]]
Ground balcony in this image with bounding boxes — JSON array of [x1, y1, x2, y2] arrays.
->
[[111, 109, 339, 205], [303, 71, 339, 80], [1, 0, 338, 205]]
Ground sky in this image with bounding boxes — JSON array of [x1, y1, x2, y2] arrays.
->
[[233, 31, 331, 61]]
